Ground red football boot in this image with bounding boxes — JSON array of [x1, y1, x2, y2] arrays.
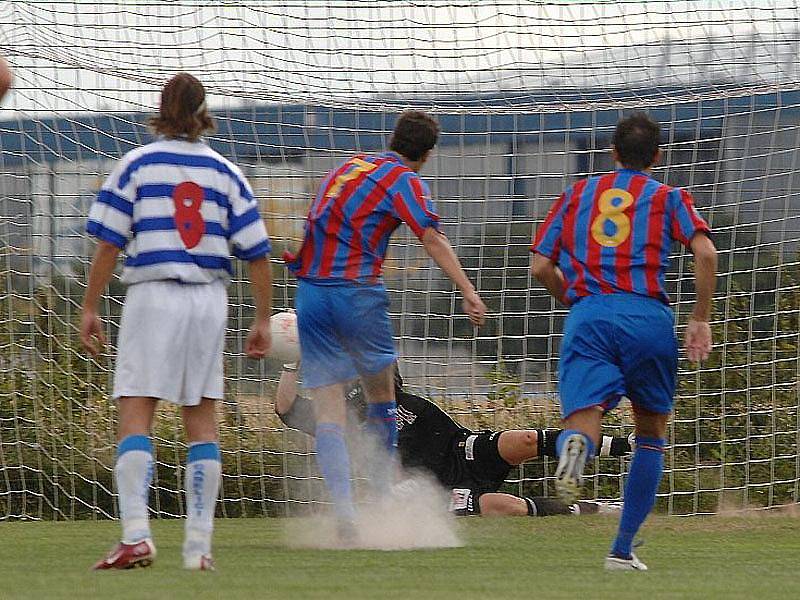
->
[[92, 538, 156, 570]]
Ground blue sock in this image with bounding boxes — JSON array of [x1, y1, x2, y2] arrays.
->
[[365, 401, 398, 453], [365, 401, 398, 496], [315, 423, 356, 522], [611, 436, 666, 558], [555, 428, 596, 459]]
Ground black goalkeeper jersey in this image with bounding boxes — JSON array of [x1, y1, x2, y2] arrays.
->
[[278, 388, 468, 486]]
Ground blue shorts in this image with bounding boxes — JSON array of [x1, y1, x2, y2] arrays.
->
[[295, 278, 398, 389], [559, 293, 678, 419]]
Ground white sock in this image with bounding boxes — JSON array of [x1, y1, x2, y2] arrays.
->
[[115, 435, 154, 544], [183, 442, 221, 559]]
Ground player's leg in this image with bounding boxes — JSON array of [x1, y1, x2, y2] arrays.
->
[[476, 492, 619, 518], [116, 396, 158, 543], [606, 297, 677, 571], [360, 363, 397, 453], [174, 280, 228, 570], [310, 382, 357, 526], [538, 428, 631, 458], [181, 398, 220, 571], [338, 284, 398, 496], [555, 406, 604, 504], [607, 405, 669, 570], [296, 280, 360, 535], [95, 281, 186, 569], [554, 299, 625, 504], [93, 396, 158, 570], [477, 493, 528, 516], [477, 493, 572, 517], [496, 430, 539, 465]]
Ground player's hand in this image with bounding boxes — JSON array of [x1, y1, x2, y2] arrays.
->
[[80, 309, 106, 357], [684, 318, 712, 363], [462, 290, 487, 327], [245, 318, 271, 359]]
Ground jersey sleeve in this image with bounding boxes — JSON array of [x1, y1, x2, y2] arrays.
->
[[228, 167, 272, 261], [277, 395, 317, 436], [669, 188, 711, 247], [530, 190, 569, 260], [86, 157, 135, 249], [390, 175, 440, 239]]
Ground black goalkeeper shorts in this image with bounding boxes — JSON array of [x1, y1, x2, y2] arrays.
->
[[454, 430, 513, 492]]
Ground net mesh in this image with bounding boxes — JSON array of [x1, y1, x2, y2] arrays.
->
[[0, 1, 798, 520]]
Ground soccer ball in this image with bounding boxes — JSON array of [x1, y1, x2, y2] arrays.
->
[[270, 311, 300, 362]]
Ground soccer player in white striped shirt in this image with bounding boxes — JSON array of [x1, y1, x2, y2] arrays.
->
[[81, 73, 273, 571]]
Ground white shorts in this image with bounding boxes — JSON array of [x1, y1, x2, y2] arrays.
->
[[113, 280, 228, 406]]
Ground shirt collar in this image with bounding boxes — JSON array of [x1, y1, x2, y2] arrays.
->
[[616, 167, 650, 177], [381, 151, 405, 164]]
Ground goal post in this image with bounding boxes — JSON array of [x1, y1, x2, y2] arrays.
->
[[0, 1, 798, 520]]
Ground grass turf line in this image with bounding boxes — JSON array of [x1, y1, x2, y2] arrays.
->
[[1, 514, 798, 599]]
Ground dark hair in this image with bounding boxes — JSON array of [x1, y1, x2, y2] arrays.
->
[[149, 72, 215, 142], [612, 111, 661, 170], [389, 110, 440, 162]]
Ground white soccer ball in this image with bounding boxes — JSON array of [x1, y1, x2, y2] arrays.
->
[[270, 311, 300, 362]]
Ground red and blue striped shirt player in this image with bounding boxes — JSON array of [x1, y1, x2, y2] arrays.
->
[[531, 112, 718, 571], [285, 152, 439, 283], [533, 164, 710, 305], [285, 111, 486, 540]]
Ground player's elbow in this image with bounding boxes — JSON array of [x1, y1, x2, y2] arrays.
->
[[530, 253, 553, 281], [691, 234, 718, 269], [95, 239, 122, 258], [421, 226, 446, 249]]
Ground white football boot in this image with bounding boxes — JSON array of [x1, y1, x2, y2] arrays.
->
[[605, 553, 648, 571], [554, 433, 588, 505]]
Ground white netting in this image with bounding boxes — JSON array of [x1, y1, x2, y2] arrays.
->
[[0, 1, 797, 519]]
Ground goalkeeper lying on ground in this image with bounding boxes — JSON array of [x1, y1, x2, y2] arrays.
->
[[275, 364, 631, 517]]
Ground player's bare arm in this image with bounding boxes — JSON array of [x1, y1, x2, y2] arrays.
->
[[244, 256, 273, 359], [80, 240, 121, 356], [421, 227, 487, 326], [530, 252, 566, 304], [0, 55, 12, 102], [686, 233, 717, 362]]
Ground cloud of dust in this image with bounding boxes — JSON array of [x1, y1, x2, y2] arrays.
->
[[715, 493, 800, 519], [284, 433, 463, 551]]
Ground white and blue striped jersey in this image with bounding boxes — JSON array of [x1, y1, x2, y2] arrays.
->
[[87, 138, 270, 285]]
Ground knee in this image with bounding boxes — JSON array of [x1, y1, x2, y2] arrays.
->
[[632, 405, 669, 439], [522, 431, 538, 452], [635, 425, 664, 439]]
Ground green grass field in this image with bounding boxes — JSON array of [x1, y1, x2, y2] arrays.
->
[[3, 514, 798, 599]]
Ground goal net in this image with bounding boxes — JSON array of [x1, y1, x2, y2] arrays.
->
[[0, 1, 797, 520]]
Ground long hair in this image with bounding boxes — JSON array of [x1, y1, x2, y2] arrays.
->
[[148, 72, 215, 142]]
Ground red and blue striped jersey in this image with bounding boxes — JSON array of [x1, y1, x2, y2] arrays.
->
[[285, 151, 440, 283], [531, 168, 710, 304]]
